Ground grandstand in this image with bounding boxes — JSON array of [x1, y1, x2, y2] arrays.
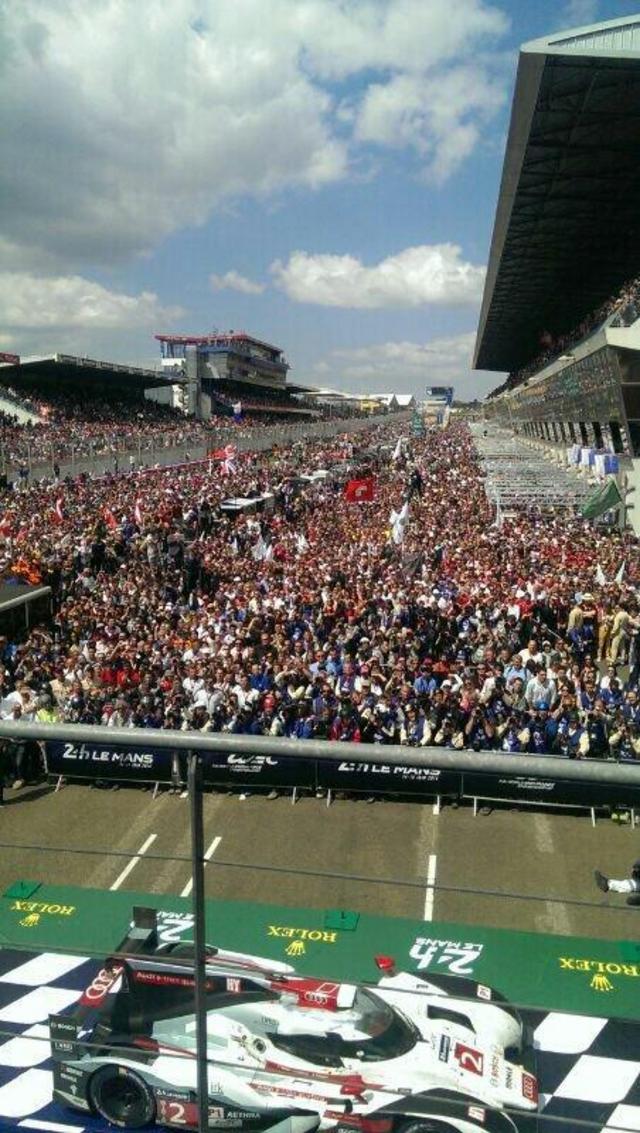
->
[[474, 15, 640, 533]]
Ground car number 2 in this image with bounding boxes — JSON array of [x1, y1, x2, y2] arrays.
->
[[158, 1099, 191, 1125], [454, 1042, 484, 1076]]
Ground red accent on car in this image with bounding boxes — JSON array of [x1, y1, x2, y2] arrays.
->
[[132, 1036, 159, 1052], [374, 956, 396, 974], [453, 1042, 484, 1076], [339, 1075, 368, 1097], [522, 1071, 539, 1103], [79, 964, 123, 1006], [333, 1114, 393, 1133], [133, 970, 215, 991], [269, 977, 341, 1010]]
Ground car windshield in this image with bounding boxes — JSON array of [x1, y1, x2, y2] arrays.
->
[[269, 988, 418, 1066]]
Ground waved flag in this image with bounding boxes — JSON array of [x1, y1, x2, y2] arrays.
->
[[390, 500, 410, 545], [344, 477, 375, 503]]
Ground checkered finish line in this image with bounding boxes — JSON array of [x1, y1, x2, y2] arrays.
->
[[0, 948, 637, 1133]]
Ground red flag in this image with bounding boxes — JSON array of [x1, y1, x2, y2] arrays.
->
[[134, 499, 143, 526], [210, 443, 238, 461], [0, 514, 12, 536], [104, 507, 118, 530], [344, 477, 375, 503], [52, 496, 64, 524]]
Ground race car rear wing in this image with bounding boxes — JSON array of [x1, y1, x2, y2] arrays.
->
[[108, 904, 160, 965]]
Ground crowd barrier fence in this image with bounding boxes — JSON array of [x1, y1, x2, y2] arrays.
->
[[2, 722, 639, 827], [2, 410, 413, 483]]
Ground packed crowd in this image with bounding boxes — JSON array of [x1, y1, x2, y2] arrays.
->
[[489, 271, 640, 398], [0, 418, 639, 793], [0, 388, 211, 469], [0, 383, 381, 473]]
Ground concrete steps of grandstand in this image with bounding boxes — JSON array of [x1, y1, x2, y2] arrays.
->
[[0, 396, 41, 425]]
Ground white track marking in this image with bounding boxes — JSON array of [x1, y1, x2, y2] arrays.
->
[[110, 833, 157, 891], [532, 816, 572, 935], [424, 853, 437, 921], [181, 835, 222, 898]]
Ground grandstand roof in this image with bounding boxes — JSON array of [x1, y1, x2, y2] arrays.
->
[[0, 354, 181, 389], [474, 16, 640, 374]]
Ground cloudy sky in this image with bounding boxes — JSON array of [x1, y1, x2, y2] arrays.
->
[[2, 0, 637, 399]]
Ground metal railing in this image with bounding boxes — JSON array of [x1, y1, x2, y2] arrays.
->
[[1, 410, 412, 481]]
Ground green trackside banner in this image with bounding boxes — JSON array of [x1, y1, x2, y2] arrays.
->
[[411, 411, 425, 437], [3, 880, 640, 1021], [581, 477, 622, 519]]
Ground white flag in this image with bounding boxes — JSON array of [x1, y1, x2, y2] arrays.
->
[[252, 536, 267, 561], [391, 500, 409, 545], [296, 532, 309, 553], [391, 437, 403, 462], [595, 563, 607, 586], [615, 560, 626, 585]]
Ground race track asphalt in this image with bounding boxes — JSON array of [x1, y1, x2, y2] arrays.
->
[[0, 780, 637, 945]]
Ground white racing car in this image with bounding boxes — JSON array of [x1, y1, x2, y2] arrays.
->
[[50, 912, 538, 1133]]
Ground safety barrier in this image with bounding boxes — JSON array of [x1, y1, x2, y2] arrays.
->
[[3, 410, 412, 482], [3, 722, 640, 824]]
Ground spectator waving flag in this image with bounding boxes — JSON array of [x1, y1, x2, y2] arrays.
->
[[0, 514, 12, 536], [344, 477, 375, 503], [134, 499, 143, 527], [390, 500, 410, 544], [52, 497, 64, 525], [104, 507, 118, 530]]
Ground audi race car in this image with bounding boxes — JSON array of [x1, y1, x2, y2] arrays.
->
[[49, 911, 538, 1133]]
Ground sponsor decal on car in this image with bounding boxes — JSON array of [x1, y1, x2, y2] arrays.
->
[[522, 1071, 538, 1103], [468, 1106, 486, 1123], [438, 1034, 451, 1062], [454, 1042, 484, 1076], [133, 969, 215, 990], [79, 964, 123, 1006]]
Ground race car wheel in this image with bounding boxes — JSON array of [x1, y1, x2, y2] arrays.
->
[[89, 1064, 156, 1128]]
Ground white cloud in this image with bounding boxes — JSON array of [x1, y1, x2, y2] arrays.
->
[[271, 245, 485, 308], [0, 273, 183, 329], [2, 0, 509, 271], [317, 332, 501, 399], [210, 270, 266, 295], [354, 66, 505, 183], [298, 0, 508, 80]]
